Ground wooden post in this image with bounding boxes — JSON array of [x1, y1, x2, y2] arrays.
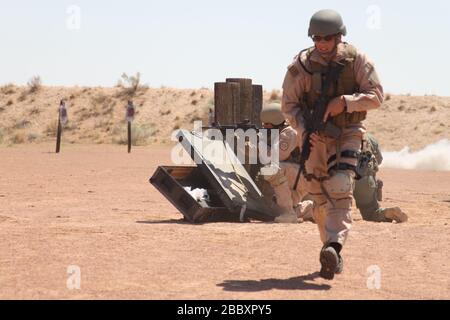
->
[[214, 82, 240, 126], [127, 121, 132, 153], [126, 101, 135, 153], [248, 84, 263, 179], [226, 78, 253, 123], [252, 84, 263, 128], [55, 116, 62, 154]]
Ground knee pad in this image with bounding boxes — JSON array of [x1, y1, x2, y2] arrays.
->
[[263, 166, 287, 187], [323, 171, 354, 209]]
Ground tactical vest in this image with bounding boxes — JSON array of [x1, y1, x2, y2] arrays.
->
[[297, 43, 367, 128]]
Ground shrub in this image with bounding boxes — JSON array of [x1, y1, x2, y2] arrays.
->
[[29, 106, 40, 115], [269, 89, 280, 101], [11, 132, 26, 144], [117, 72, 147, 96], [45, 121, 58, 136], [0, 84, 16, 95], [27, 76, 42, 93], [27, 132, 40, 142], [112, 123, 154, 146]]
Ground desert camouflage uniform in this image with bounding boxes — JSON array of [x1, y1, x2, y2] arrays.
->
[[261, 125, 315, 222], [282, 42, 384, 245], [354, 133, 408, 223]]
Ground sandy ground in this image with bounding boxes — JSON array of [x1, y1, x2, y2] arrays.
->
[[0, 143, 449, 300]]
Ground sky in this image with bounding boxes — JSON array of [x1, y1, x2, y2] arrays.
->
[[0, 0, 449, 95]]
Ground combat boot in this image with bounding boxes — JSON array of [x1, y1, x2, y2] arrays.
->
[[319, 245, 340, 280], [294, 200, 314, 221], [382, 207, 408, 223], [335, 255, 344, 274]]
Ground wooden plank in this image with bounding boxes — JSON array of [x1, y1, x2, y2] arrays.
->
[[214, 82, 240, 125], [252, 84, 263, 127], [226, 78, 253, 123]]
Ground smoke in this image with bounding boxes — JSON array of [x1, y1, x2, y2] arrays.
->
[[380, 139, 450, 171]]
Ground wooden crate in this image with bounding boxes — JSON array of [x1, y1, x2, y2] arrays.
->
[[150, 165, 241, 223]]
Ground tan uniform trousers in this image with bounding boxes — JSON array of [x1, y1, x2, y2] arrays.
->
[[302, 124, 364, 246], [263, 161, 313, 219]]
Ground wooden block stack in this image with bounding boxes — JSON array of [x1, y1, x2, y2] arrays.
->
[[214, 78, 263, 127]]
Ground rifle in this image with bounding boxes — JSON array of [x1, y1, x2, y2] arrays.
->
[[292, 61, 346, 190]]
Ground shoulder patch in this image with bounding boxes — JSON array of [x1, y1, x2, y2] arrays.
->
[[345, 43, 357, 58], [365, 62, 380, 86], [288, 63, 299, 77]]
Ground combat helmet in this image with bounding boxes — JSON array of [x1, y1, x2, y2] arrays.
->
[[260, 103, 285, 126], [308, 9, 347, 37]]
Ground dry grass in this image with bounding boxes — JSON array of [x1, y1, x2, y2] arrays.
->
[[116, 72, 148, 97], [269, 89, 280, 101], [44, 121, 58, 136], [27, 132, 40, 142], [159, 109, 171, 116], [90, 92, 116, 116], [0, 86, 447, 151], [27, 76, 42, 93], [10, 132, 26, 144], [112, 123, 155, 146], [0, 84, 16, 95], [93, 118, 113, 130], [13, 120, 31, 130], [29, 106, 41, 116]]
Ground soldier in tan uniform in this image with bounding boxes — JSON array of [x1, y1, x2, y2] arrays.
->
[[259, 103, 314, 223], [281, 9, 384, 279], [354, 133, 408, 223]]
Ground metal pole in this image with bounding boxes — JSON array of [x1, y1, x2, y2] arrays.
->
[[56, 115, 62, 153], [127, 120, 132, 153]]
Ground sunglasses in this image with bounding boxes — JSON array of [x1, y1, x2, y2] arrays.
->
[[312, 34, 336, 42]]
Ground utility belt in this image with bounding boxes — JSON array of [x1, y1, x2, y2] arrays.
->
[[303, 147, 362, 185], [299, 103, 367, 129], [303, 159, 359, 183], [332, 110, 367, 128]]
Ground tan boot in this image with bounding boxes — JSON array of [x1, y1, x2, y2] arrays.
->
[[271, 178, 298, 223], [294, 200, 314, 221], [382, 207, 408, 223]]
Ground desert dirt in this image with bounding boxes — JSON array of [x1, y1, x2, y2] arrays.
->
[[1, 143, 449, 300], [1, 84, 449, 151]]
